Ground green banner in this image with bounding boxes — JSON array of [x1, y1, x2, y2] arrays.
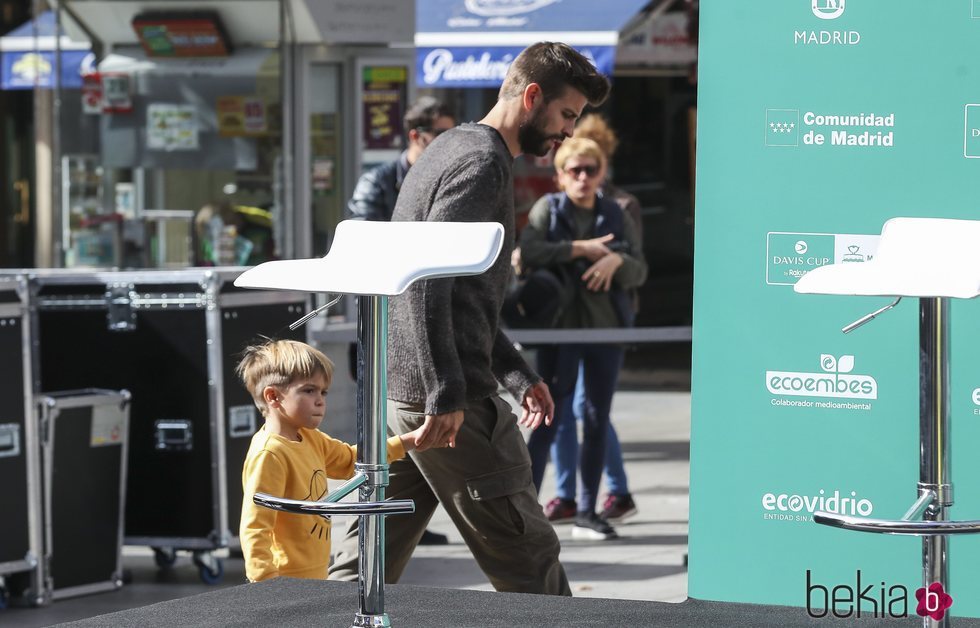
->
[[692, 0, 980, 619]]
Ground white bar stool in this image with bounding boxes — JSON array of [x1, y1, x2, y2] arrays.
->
[[796, 217, 980, 628], [234, 219, 505, 627]]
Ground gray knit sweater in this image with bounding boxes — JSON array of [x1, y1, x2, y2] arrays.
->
[[387, 123, 539, 415]]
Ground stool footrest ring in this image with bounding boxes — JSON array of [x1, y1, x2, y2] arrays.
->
[[254, 493, 416, 518], [814, 511, 980, 535]]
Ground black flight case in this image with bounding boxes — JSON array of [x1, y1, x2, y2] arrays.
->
[[37, 389, 130, 600], [25, 268, 307, 583], [0, 275, 44, 607]]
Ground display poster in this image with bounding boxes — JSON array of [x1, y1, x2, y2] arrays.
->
[[217, 96, 267, 137], [101, 73, 132, 113], [81, 72, 103, 114], [147, 103, 199, 151], [691, 1, 980, 620], [312, 157, 335, 193], [361, 66, 407, 150]]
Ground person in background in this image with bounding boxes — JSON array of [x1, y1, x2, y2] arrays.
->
[[520, 137, 647, 541], [346, 96, 456, 221], [344, 96, 457, 546], [543, 114, 644, 525]]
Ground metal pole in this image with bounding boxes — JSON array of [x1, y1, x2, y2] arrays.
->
[[277, 0, 295, 260], [353, 294, 391, 628], [919, 297, 950, 628]]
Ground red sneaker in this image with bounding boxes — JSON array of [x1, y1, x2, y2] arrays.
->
[[543, 497, 577, 523], [600, 493, 638, 522]]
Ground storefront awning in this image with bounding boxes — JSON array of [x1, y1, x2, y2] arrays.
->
[[98, 46, 276, 78], [415, 0, 651, 88], [0, 11, 93, 90], [61, 0, 412, 47]]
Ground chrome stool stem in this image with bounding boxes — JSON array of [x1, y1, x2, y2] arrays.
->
[[354, 294, 392, 628], [812, 298, 954, 628], [919, 297, 950, 628]]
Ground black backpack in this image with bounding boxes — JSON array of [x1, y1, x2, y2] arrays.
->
[[500, 268, 569, 329]]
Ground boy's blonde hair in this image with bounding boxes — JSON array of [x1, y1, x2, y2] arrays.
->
[[554, 137, 606, 172], [235, 339, 335, 416]]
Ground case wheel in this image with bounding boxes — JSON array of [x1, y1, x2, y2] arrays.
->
[[193, 552, 224, 585], [152, 546, 178, 569]]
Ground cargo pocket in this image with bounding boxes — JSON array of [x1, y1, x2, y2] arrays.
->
[[464, 464, 532, 540], [390, 403, 426, 433]]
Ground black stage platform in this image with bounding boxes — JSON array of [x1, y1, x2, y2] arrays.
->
[[55, 579, 980, 627]]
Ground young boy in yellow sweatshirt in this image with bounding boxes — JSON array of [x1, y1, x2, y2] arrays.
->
[[236, 339, 424, 582]]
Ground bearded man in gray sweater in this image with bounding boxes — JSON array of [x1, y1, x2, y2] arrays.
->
[[330, 42, 609, 595]]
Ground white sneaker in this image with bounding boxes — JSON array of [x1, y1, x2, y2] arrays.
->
[[572, 512, 618, 540]]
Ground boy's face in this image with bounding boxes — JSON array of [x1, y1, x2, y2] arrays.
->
[[273, 373, 329, 431]]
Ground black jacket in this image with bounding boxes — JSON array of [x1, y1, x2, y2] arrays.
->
[[345, 151, 410, 221]]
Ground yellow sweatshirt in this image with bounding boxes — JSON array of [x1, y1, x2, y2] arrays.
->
[[240, 426, 406, 582]]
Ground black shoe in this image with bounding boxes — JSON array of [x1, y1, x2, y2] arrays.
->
[[572, 512, 618, 541], [418, 529, 449, 545]]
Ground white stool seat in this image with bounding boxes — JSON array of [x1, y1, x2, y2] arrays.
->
[[794, 217, 980, 299], [234, 220, 504, 295]]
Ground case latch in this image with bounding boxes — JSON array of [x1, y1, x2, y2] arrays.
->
[[106, 283, 137, 332], [154, 419, 193, 452], [0, 423, 20, 458]]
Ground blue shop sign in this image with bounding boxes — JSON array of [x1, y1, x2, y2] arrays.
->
[[415, 0, 646, 88], [417, 0, 648, 35], [1, 49, 93, 89], [417, 45, 615, 88]]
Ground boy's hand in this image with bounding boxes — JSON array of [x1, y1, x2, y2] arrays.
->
[[519, 382, 554, 430], [414, 410, 465, 451]]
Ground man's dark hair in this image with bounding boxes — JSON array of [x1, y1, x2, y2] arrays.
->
[[403, 96, 455, 134], [499, 42, 610, 107]]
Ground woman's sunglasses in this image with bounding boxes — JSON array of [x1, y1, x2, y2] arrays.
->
[[563, 165, 600, 178]]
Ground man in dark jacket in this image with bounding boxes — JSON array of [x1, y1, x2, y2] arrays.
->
[[346, 97, 456, 221]]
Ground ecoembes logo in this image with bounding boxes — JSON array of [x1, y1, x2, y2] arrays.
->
[[806, 571, 953, 620], [767, 354, 878, 400]]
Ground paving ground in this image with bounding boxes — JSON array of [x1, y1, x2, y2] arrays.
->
[[2, 387, 691, 626]]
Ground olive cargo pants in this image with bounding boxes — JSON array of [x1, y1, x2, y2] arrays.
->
[[329, 395, 571, 596]]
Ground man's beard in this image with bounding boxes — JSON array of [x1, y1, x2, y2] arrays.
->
[[518, 107, 562, 157]]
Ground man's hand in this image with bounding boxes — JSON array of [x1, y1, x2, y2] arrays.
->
[[572, 233, 614, 262], [519, 382, 555, 430], [414, 410, 465, 451]]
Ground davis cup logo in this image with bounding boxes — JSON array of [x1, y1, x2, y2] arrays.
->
[[812, 0, 845, 20], [465, 0, 559, 16], [767, 354, 878, 399]]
